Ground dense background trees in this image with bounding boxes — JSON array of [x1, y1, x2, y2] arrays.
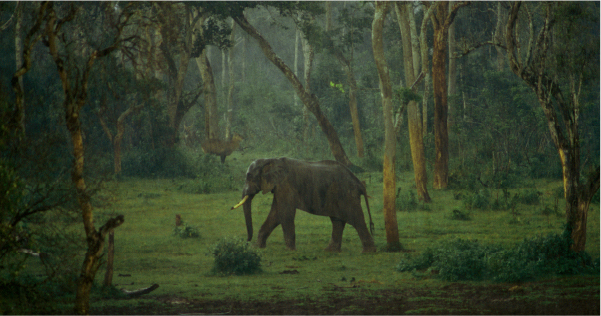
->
[[0, 1, 598, 314]]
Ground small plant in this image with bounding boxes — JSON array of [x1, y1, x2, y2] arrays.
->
[[449, 209, 471, 221], [209, 238, 262, 275], [173, 221, 200, 238]]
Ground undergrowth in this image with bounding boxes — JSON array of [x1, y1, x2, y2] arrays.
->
[[396, 228, 599, 282], [209, 238, 262, 276]]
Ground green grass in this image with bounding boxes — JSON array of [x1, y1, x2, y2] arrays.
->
[[13, 155, 600, 313]]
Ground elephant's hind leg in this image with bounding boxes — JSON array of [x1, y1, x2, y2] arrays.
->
[[325, 217, 345, 252], [350, 219, 376, 253]]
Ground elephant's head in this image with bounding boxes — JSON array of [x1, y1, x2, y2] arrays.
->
[[232, 158, 287, 242]]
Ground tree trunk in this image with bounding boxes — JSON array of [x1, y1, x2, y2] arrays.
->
[[326, 3, 364, 158], [225, 19, 236, 141], [504, 2, 600, 252], [300, 18, 314, 143], [103, 231, 115, 287], [346, 67, 365, 158], [372, 1, 401, 251], [397, 3, 432, 203], [430, 2, 467, 189], [447, 2, 457, 131], [420, 4, 435, 134], [234, 13, 352, 166], [432, 18, 449, 190], [14, 2, 25, 133], [197, 47, 219, 140]]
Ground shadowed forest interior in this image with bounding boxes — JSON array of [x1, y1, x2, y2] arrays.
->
[[0, 2, 599, 314]]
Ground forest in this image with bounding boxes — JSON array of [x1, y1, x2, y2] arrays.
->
[[0, 1, 599, 314]]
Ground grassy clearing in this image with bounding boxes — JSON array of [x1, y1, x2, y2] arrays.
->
[[16, 154, 600, 313]]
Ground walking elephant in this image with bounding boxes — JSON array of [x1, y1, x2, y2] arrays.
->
[[231, 157, 376, 253]]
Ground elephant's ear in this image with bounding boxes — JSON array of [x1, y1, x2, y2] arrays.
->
[[260, 159, 286, 194]]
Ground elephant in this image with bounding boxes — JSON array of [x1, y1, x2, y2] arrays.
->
[[231, 157, 376, 253]]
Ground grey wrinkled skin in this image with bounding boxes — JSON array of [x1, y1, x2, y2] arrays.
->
[[239, 157, 376, 253]]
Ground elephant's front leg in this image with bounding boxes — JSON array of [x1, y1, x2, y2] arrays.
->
[[278, 204, 297, 251], [256, 203, 280, 248], [325, 217, 346, 252]]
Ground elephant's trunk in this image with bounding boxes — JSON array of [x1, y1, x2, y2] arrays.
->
[[242, 195, 255, 242]]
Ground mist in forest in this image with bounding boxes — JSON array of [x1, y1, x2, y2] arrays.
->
[[0, 2, 598, 314]]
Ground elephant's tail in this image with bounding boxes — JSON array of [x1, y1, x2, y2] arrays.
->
[[363, 194, 375, 235]]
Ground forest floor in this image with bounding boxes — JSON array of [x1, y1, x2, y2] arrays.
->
[[94, 275, 599, 315]]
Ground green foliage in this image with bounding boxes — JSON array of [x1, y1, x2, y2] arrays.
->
[[174, 221, 200, 239], [462, 189, 492, 210], [449, 209, 471, 221], [209, 238, 262, 276], [397, 230, 599, 283], [395, 189, 431, 212]]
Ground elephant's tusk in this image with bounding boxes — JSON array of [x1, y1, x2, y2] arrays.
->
[[230, 195, 249, 210]]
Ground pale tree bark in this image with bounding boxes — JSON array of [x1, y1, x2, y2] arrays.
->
[[234, 13, 353, 166], [225, 19, 236, 141], [430, 1, 468, 189], [326, 2, 365, 158], [504, 2, 600, 252], [299, 14, 314, 142], [396, 3, 431, 203], [372, 1, 401, 251], [42, 3, 130, 313], [294, 27, 300, 108]]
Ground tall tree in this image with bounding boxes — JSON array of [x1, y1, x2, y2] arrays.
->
[[372, 1, 401, 251], [39, 2, 133, 313], [430, 1, 468, 189], [502, 2, 599, 252], [325, 2, 367, 158], [232, 6, 353, 166], [396, 2, 431, 203], [154, 2, 203, 145]]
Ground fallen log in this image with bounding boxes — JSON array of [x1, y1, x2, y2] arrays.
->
[[121, 284, 159, 298]]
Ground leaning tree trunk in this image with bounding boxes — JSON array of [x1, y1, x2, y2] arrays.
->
[[234, 13, 352, 166], [372, 1, 401, 251]]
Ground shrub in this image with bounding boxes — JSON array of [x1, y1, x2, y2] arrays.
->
[[462, 189, 491, 210], [396, 230, 599, 283], [449, 209, 471, 221], [173, 221, 200, 238], [209, 238, 262, 275], [516, 189, 542, 205], [396, 189, 431, 212]]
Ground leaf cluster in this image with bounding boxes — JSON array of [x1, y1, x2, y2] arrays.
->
[[397, 230, 599, 282], [209, 238, 262, 276]]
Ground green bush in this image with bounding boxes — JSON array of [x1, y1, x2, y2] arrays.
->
[[396, 230, 599, 283], [174, 221, 200, 239], [462, 189, 492, 210], [209, 238, 262, 275], [396, 189, 431, 212]]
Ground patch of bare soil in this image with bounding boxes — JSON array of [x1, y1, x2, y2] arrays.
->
[[94, 277, 599, 315]]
